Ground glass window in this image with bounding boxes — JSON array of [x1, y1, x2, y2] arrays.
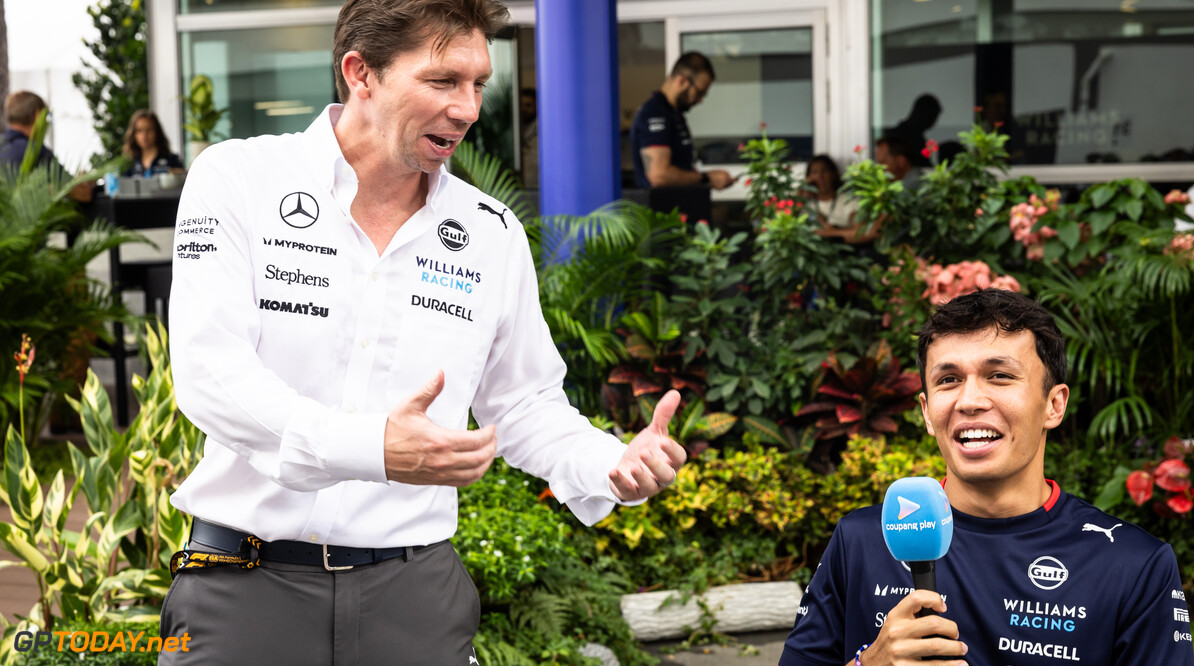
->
[[873, 0, 1194, 165], [180, 25, 336, 145], [681, 27, 815, 164], [515, 21, 668, 189], [179, 0, 343, 14]]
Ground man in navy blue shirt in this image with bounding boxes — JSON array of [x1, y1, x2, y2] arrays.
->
[[0, 91, 92, 203], [780, 289, 1194, 665], [630, 52, 734, 191]]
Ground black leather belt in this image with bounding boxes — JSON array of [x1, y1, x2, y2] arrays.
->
[[190, 519, 423, 571]]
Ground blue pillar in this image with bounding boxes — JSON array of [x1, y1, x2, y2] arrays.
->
[[535, 0, 620, 257]]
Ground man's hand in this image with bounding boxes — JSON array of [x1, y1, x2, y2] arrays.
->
[[858, 590, 967, 665], [609, 390, 687, 501], [707, 169, 735, 190], [383, 370, 497, 486]]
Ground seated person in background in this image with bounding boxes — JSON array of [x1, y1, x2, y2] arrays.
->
[[805, 154, 877, 245], [875, 134, 920, 192], [778, 289, 1194, 666], [0, 91, 92, 202], [122, 109, 184, 177]]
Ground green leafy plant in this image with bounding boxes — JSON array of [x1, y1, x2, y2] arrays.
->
[[182, 75, 228, 143], [739, 124, 798, 222], [72, 0, 149, 166], [795, 339, 921, 442], [0, 111, 143, 443], [0, 325, 202, 662]]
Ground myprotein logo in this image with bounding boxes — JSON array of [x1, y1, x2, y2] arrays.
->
[[438, 219, 469, 251], [1028, 556, 1069, 590], [279, 192, 319, 229]]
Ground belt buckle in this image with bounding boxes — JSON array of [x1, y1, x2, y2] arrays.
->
[[322, 544, 354, 571]]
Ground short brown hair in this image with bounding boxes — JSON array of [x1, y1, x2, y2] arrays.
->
[[332, 0, 510, 103], [5, 91, 47, 127], [670, 52, 715, 81]]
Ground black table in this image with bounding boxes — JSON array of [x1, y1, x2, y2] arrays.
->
[[87, 192, 181, 425]]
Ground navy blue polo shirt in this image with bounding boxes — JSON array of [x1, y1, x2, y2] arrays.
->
[[780, 483, 1194, 665], [630, 91, 694, 188], [0, 128, 57, 172]]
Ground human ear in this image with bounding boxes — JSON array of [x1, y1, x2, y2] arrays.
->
[[1044, 383, 1069, 429], [340, 51, 372, 101]]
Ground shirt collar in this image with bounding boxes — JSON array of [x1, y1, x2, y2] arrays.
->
[[303, 104, 450, 218]]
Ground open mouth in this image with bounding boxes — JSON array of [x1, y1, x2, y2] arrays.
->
[[427, 134, 457, 150], [956, 428, 1003, 449]]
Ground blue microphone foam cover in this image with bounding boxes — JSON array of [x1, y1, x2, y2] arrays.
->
[[882, 476, 954, 562]]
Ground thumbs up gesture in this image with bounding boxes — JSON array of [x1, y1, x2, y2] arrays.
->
[[609, 390, 688, 502], [384, 370, 497, 485]]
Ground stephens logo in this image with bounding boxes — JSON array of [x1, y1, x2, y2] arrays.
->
[[1028, 556, 1069, 590], [264, 264, 330, 288], [438, 219, 469, 251], [279, 192, 319, 229]]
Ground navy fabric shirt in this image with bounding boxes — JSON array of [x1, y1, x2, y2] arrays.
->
[[125, 150, 184, 177], [0, 128, 58, 172], [781, 483, 1194, 665], [630, 91, 695, 188]]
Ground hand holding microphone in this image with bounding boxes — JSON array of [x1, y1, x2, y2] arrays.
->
[[860, 477, 967, 665]]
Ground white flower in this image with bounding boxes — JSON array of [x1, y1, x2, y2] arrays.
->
[[498, 478, 507, 485], [515, 535, 523, 542], [494, 550, 503, 558], [469, 512, 477, 519], [480, 540, 488, 547], [523, 555, 530, 563]]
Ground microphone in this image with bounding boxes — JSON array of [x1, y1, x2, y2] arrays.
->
[[881, 477, 953, 618]]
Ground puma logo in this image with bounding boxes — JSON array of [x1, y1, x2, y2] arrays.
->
[[477, 202, 508, 228], [468, 649, 480, 665], [1082, 522, 1122, 542]]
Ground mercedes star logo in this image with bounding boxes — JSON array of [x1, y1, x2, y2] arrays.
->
[[279, 192, 319, 229]]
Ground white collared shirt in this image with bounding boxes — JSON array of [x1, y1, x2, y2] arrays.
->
[[168, 105, 629, 548]]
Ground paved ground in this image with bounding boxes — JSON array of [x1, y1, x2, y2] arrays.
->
[[643, 631, 788, 665]]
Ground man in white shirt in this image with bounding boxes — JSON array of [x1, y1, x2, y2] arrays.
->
[[160, 1, 686, 663]]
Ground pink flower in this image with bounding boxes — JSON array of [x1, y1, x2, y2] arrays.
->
[[744, 178, 752, 186], [738, 143, 745, 152], [975, 208, 984, 216], [759, 121, 768, 130], [679, 213, 688, 223], [854, 144, 865, 154], [697, 219, 709, 226], [921, 140, 939, 159], [1164, 189, 1191, 205]]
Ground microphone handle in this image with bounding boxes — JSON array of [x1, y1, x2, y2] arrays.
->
[[909, 560, 951, 661]]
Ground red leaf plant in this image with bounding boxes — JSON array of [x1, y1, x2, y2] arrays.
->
[[1125, 436, 1192, 517], [795, 339, 921, 441]]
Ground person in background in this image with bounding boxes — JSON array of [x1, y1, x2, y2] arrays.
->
[[630, 51, 734, 191], [122, 109, 184, 177], [0, 91, 92, 203], [875, 134, 920, 192], [519, 87, 538, 189], [805, 154, 877, 245]]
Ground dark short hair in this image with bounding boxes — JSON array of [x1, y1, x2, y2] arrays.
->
[[5, 91, 47, 127], [805, 154, 843, 193], [333, 0, 510, 103], [916, 289, 1067, 394], [122, 109, 173, 159], [670, 51, 715, 81], [876, 134, 916, 163]]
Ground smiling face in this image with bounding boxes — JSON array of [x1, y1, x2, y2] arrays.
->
[[364, 29, 491, 175], [919, 327, 1068, 516]]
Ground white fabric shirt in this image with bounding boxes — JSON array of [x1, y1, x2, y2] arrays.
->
[[813, 192, 860, 229], [168, 105, 630, 548]]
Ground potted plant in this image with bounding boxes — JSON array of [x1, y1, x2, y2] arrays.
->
[[183, 74, 228, 165]]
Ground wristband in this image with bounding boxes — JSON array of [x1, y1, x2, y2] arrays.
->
[[854, 643, 870, 666], [699, 171, 710, 185]]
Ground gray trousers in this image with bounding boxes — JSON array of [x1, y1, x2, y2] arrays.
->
[[158, 539, 481, 665]]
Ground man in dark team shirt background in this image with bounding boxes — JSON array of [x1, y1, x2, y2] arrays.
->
[[630, 52, 735, 191], [780, 289, 1194, 665]]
